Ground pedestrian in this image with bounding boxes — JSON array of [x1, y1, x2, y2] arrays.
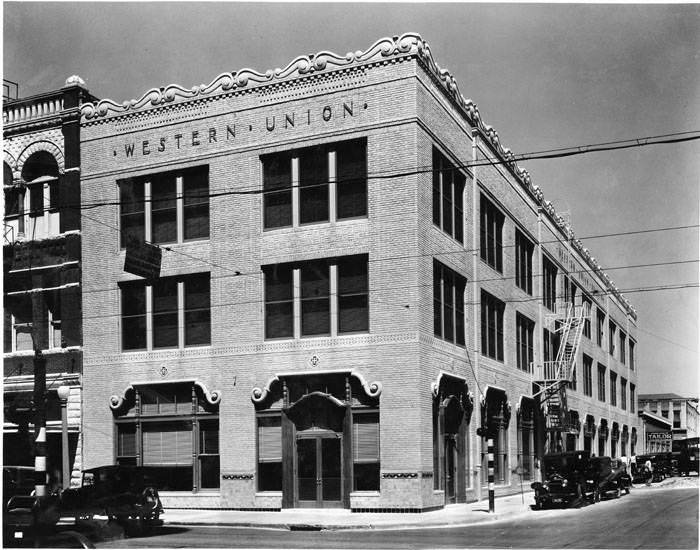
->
[[645, 457, 653, 486]]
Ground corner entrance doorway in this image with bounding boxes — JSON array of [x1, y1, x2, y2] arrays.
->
[[296, 430, 342, 508], [444, 435, 457, 503]]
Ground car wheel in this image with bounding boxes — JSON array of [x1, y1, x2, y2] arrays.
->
[[615, 486, 621, 499]]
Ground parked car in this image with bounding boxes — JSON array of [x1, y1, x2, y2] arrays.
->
[[531, 451, 598, 509], [633, 453, 670, 483], [592, 457, 631, 498], [676, 438, 699, 476], [59, 465, 163, 536], [3, 466, 61, 547]]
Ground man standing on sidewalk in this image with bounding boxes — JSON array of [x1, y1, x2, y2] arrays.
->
[[645, 458, 653, 486]]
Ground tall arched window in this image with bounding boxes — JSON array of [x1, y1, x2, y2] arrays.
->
[[20, 151, 60, 238]]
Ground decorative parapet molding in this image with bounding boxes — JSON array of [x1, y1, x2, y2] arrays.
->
[[251, 369, 381, 404], [109, 379, 221, 410], [79, 32, 635, 319]]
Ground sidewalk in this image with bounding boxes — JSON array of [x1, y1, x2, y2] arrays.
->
[[161, 490, 536, 531]]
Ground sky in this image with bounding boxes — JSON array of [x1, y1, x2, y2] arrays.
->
[[3, 2, 699, 396]]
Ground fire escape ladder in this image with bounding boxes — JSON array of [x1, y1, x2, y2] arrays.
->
[[535, 301, 590, 435]]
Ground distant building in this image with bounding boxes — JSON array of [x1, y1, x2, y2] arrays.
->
[[3, 76, 98, 488], [638, 393, 699, 445], [638, 410, 673, 453]]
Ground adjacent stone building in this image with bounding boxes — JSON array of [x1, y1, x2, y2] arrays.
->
[[3, 77, 98, 487], [77, 33, 641, 510]]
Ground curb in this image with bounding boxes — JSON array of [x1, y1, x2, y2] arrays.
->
[[162, 506, 533, 531]]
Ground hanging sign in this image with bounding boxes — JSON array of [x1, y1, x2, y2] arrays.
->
[[124, 240, 162, 279]]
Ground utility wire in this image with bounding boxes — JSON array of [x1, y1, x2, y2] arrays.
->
[[14, 130, 700, 214]]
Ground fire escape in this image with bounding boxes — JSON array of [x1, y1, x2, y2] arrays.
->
[[533, 300, 590, 450]]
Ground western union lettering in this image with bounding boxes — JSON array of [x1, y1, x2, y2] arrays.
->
[[117, 100, 361, 159]]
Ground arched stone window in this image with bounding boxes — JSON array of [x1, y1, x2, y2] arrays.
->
[[19, 150, 61, 238], [598, 419, 609, 457], [583, 414, 596, 454], [4, 160, 24, 238]]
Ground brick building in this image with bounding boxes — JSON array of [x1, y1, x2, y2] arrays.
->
[[78, 33, 641, 510], [3, 77, 98, 487], [638, 393, 699, 446]]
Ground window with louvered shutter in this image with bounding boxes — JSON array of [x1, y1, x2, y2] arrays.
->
[[117, 424, 137, 465], [353, 414, 379, 462], [257, 415, 282, 492], [258, 417, 282, 462], [352, 411, 380, 491], [143, 422, 193, 465]]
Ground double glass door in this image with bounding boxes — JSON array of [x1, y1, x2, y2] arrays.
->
[[297, 432, 342, 507]]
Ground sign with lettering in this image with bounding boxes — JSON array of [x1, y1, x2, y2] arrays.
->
[[646, 432, 672, 441], [556, 242, 596, 296], [113, 100, 365, 159], [124, 240, 162, 279]]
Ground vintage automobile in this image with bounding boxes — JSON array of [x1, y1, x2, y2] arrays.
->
[[531, 451, 599, 509], [632, 453, 670, 483], [676, 438, 699, 476], [3, 466, 62, 547], [59, 465, 163, 535], [592, 457, 631, 498]]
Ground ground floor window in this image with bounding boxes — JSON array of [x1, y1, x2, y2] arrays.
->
[[352, 410, 380, 491], [257, 414, 282, 492], [114, 382, 219, 491]]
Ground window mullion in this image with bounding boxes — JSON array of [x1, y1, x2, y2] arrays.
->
[[146, 284, 153, 350], [176, 175, 184, 243], [144, 180, 152, 243], [329, 263, 338, 337], [293, 267, 301, 339], [291, 157, 300, 227], [178, 280, 185, 348], [328, 150, 337, 223]]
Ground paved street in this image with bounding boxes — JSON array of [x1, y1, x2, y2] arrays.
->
[[93, 485, 698, 549]]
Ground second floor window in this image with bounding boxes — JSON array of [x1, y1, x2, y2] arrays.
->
[[262, 139, 367, 229], [621, 378, 627, 410], [583, 354, 593, 397], [480, 195, 504, 272], [542, 256, 557, 311], [120, 273, 211, 351], [481, 290, 504, 361], [516, 313, 534, 372], [433, 260, 466, 346], [610, 371, 617, 406], [263, 255, 368, 339], [515, 230, 533, 294], [543, 328, 560, 363], [597, 364, 606, 402], [119, 165, 209, 247], [630, 384, 636, 413], [432, 148, 465, 243]]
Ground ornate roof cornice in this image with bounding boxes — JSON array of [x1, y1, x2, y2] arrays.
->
[[80, 32, 635, 319]]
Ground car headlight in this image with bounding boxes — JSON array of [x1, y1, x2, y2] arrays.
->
[[562, 480, 568, 487]]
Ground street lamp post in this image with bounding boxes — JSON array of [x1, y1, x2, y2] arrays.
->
[[57, 385, 71, 489]]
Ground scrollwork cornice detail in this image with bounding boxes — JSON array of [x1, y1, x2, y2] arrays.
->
[[251, 376, 279, 404]]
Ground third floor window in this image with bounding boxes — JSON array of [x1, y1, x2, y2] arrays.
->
[[262, 139, 367, 229], [479, 195, 504, 272], [119, 165, 209, 247], [542, 255, 557, 311], [432, 148, 465, 244], [515, 229, 533, 295]]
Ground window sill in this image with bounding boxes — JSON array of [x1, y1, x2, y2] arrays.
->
[[255, 491, 282, 497], [350, 491, 380, 496], [159, 491, 221, 496]]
